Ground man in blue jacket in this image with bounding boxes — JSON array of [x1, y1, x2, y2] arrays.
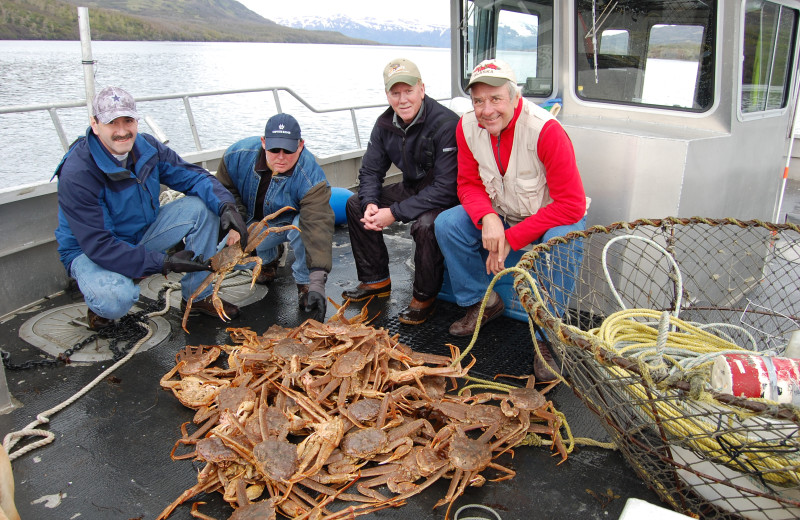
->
[[216, 113, 334, 323], [342, 58, 459, 325], [54, 86, 248, 330]]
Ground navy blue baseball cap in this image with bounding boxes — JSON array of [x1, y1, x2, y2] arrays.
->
[[264, 113, 302, 153]]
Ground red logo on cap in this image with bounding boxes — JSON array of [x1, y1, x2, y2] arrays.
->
[[474, 63, 500, 73]]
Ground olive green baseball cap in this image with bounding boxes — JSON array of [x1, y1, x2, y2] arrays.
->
[[383, 58, 421, 90]]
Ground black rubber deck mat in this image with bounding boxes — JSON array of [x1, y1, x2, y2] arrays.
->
[[378, 301, 538, 382], [0, 224, 665, 520]]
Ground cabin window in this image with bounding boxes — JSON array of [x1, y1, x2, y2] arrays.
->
[[460, 0, 555, 97], [741, 0, 798, 113], [575, 0, 717, 111], [641, 24, 705, 107], [599, 30, 629, 55]]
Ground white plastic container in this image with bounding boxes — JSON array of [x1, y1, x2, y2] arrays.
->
[[617, 498, 695, 519], [784, 330, 800, 359]]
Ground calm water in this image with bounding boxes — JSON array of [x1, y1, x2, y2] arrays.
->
[[0, 40, 452, 190]]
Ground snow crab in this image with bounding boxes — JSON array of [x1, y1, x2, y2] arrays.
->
[[160, 307, 571, 520], [467, 378, 568, 463], [182, 206, 299, 332]]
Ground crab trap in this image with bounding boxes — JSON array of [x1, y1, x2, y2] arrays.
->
[[513, 217, 800, 520]]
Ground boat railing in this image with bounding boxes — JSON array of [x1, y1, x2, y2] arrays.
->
[[0, 85, 447, 317], [0, 85, 391, 154]]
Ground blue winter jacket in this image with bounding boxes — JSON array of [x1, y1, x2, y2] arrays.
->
[[54, 127, 235, 278], [216, 137, 334, 272]]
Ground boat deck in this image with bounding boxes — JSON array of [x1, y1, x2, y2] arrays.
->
[[0, 219, 669, 520], [8, 174, 800, 520]]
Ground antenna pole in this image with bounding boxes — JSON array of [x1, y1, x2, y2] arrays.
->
[[78, 7, 95, 122]]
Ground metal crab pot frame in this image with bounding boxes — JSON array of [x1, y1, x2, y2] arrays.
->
[[512, 217, 800, 520]]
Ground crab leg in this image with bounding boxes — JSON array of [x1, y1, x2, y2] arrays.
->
[[156, 463, 221, 520], [181, 272, 217, 333]]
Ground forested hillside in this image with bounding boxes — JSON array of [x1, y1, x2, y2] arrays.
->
[[0, 0, 376, 43]]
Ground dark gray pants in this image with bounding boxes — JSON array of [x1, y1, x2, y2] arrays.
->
[[345, 182, 446, 302]]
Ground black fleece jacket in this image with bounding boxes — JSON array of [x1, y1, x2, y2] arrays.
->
[[356, 96, 460, 222]]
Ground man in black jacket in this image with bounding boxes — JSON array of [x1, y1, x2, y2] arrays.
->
[[342, 58, 459, 324]]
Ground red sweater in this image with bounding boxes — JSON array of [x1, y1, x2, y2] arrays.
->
[[456, 98, 587, 250]]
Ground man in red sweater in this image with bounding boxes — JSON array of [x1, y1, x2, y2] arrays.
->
[[434, 59, 589, 382]]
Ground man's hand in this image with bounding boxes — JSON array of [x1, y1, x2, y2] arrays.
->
[[360, 204, 395, 231], [226, 230, 241, 247], [304, 291, 326, 322], [481, 213, 510, 274], [485, 242, 511, 275], [305, 270, 327, 322], [220, 202, 248, 249], [163, 250, 212, 275]]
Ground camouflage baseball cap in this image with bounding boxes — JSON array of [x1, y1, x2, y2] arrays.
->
[[92, 86, 139, 124], [383, 58, 421, 90]]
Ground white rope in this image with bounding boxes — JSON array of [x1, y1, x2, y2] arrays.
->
[[158, 189, 184, 206], [601, 234, 684, 318], [3, 283, 178, 461], [454, 504, 502, 520], [599, 237, 769, 377], [698, 322, 758, 351], [600, 235, 762, 349], [218, 269, 257, 289]]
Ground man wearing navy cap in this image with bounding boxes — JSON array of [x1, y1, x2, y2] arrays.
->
[[217, 113, 334, 322], [54, 86, 249, 330]]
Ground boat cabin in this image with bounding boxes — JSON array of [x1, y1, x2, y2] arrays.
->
[[450, 0, 800, 225]]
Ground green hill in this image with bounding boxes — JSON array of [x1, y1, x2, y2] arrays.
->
[[0, 0, 377, 43]]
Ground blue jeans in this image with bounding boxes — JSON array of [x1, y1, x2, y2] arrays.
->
[[235, 213, 309, 285], [70, 196, 220, 319], [434, 205, 586, 316]]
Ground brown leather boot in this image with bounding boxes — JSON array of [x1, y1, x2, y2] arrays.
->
[[181, 295, 240, 320], [297, 284, 309, 309], [398, 297, 436, 325], [255, 260, 279, 284], [533, 341, 561, 382], [341, 279, 391, 301], [448, 292, 504, 337], [255, 244, 284, 284], [87, 308, 114, 331]]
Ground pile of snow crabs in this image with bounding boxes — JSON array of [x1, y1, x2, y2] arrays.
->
[[157, 304, 570, 520]]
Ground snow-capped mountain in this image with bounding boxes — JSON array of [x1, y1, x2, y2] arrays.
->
[[274, 14, 451, 48]]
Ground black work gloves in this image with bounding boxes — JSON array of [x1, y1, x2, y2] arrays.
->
[[163, 250, 211, 275], [305, 270, 327, 322], [219, 202, 249, 249]]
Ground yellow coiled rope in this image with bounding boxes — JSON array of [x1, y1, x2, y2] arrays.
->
[[584, 309, 800, 488]]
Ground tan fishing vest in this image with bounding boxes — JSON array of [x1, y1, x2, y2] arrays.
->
[[461, 99, 555, 224]]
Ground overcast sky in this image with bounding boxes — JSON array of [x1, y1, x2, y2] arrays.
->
[[238, 0, 451, 25]]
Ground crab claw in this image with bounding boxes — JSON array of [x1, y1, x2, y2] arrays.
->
[[213, 295, 231, 322], [249, 258, 263, 290]]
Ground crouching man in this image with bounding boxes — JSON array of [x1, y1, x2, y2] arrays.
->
[[216, 113, 334, 322], [54, 86, 248, 329], [342, 58, 460, 325], [435, 60, 589, 381]]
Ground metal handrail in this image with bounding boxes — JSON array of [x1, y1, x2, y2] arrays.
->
[[0, 86, 390, 153]]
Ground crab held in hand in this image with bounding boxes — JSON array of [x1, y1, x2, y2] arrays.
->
[[182, 206, 299, 332]]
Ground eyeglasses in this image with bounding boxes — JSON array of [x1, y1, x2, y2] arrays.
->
[[267, 148, 295, 155]]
